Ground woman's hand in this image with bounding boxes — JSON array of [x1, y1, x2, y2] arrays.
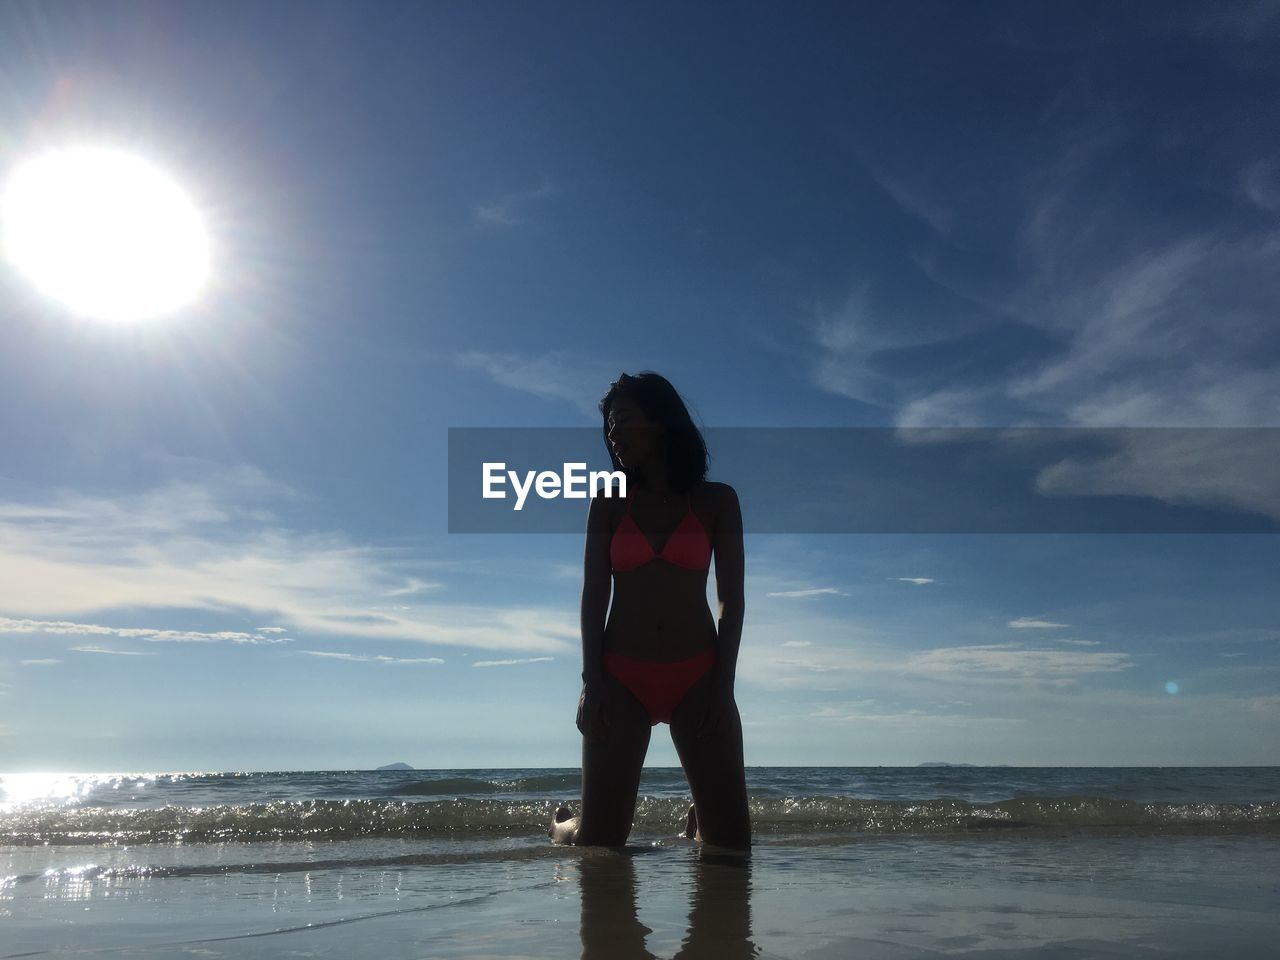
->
[[697, 681, 736, 739], [576, 678, 613, 741]]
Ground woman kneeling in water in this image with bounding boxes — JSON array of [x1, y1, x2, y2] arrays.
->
[[549, 371, 750, 850]]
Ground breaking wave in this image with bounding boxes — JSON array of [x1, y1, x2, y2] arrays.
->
[[5, 794, 1278, 845]]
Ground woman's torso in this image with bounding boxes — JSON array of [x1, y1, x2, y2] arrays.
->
[[602, 481, 717, 661]]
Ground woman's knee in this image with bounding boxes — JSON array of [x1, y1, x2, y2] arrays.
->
[[698, 809, 752, 850], [573, 815, 634, 847], [702, 829, 752, 851]]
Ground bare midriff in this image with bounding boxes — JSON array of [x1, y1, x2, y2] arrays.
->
[[603, 564, 717, 661]]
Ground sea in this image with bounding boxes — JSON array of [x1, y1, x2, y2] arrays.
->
[[3, 766, 1279, 958]]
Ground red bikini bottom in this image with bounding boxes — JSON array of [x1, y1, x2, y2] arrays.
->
[[602, 648, 717, 725]]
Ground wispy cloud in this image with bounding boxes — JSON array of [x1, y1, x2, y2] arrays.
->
[[864, 165, 953, 235], [70, 645, 158, 656], [1033, 430, 1280, 521], [1242, 693, 1280, 714], [1240, 154, 1280, 213], [1008, 617, 1069, 629], [765, 587, 847, 598], [772, 657, 841, 674], [1002, 235, 1277, 422], [810, 704, 1024, 727], [891, 577, 935, 585], [907, 643, 1133, 681], [472, 176, 556, 228], [546, 562, 582, 581], [817, 88, 1280, 471], [20, 658, 61, 666], [807, 282, 912, 408], [805, 270, 1004, 416], [453, 349, 618, 419], [735, 619, 892, 690], [0, 463, 301, 531], [893, 387, 1000, 430], [383, 577, 441, 598], [892, 134, 1280, 518], [472, 656, 554, 668], [909, 113, 1280, 433], [0, 617, 290, 644], [474, 202, 521, 226], [298, 650, 444, 665], [0, 471, 578, 655], [1175, 0, 1280, 41]]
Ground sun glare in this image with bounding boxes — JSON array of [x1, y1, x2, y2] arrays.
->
[[1, 145, 211, 322]]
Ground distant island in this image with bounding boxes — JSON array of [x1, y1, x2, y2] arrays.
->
[[376, 762, 414, 771]]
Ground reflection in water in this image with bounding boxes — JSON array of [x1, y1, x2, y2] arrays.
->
[[578, 846, 757, 960]]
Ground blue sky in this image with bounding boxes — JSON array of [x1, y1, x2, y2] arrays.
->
[[1, 0, 1278, 770]]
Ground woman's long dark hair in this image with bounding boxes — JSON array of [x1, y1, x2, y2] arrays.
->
[[599, 371, 709, 493]]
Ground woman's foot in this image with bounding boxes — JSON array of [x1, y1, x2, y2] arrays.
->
[[682, 802, 701, 841], [549, 805, 579, 844]]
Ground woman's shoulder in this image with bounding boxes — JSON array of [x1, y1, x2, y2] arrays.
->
[[691, 480, 738, 508], [586, 480, 628, 525]]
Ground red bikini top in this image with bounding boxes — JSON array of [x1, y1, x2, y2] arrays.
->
[[610, 490, 711, 572]]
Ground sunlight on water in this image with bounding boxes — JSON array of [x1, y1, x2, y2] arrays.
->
[[43, 864, 101, 902], [0, 772, 159, 810], [0, 773, 97, 809]]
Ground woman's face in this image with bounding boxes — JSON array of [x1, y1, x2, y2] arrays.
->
[[606, 396, 663, 468]]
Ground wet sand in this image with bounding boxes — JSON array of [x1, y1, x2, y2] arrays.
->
[[6, 834, 1279, 958]]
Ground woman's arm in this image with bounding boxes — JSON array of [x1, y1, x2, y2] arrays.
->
[[710, 484, 745, 692], [580, 493, 613, 684], [576, 494, 615, 741]]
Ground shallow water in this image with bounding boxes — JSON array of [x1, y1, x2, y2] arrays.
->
[[4, 767, 1279, 957]]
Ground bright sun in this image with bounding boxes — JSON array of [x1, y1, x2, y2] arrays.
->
[[1, 145, 210, 322]]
